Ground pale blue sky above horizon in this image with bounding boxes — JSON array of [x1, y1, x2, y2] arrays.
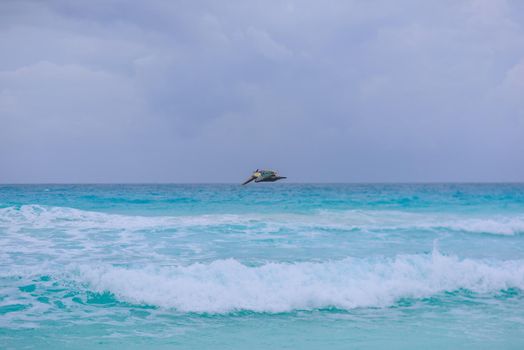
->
[[1, 0, 523, 183]]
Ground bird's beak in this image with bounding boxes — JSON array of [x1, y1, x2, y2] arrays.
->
[[242, 176, 256, 185]]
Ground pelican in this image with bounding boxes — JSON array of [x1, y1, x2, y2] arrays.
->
[[242, 169, 286, 185]]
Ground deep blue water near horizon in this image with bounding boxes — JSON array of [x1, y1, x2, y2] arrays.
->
[[1, 183, 524, 349]]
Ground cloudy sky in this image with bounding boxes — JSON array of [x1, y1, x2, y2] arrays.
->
[[1, 0, 523, 183]]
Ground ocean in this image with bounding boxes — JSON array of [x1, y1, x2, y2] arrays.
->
[[1, 184, 524, 349]]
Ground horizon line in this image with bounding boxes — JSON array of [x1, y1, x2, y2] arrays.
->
[[1, 181, 523, 185]]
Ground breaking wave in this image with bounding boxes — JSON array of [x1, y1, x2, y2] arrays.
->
[[68, 250, 524, 313], [1, 204, 524, 235]]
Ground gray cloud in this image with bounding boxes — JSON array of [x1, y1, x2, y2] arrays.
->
[[1, 0, 523, 182]]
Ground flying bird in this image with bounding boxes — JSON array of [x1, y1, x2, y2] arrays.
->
[[242, 169, 286, 185]]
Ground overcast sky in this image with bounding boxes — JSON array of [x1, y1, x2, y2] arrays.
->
[[1, 0, 523, 183]]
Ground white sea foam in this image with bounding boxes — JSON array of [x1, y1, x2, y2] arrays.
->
[[69, 250, 524, 313], [0, 205, 230, 232], [2, 206, 523, 313], [1, 204, 524, 235], [316, 210, 524, 235]]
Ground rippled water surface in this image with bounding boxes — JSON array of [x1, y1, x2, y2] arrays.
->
[[1, 184, 524, 349]]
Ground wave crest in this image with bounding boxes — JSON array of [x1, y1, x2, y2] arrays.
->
[[1, 205, 524, 235], [71, 251, 524, 313]]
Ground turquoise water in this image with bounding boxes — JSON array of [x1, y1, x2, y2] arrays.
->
[[1, 184, 524, 349]]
